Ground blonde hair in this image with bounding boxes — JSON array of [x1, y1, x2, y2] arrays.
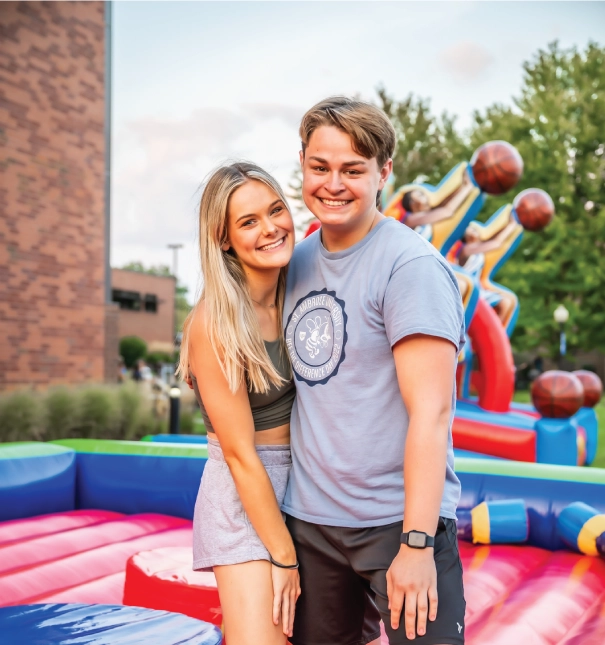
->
[[177, 162, 289, 394], [299, 96, 396, 168]]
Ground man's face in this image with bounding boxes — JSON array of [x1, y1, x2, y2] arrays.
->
[[300, 125, 391, 231]]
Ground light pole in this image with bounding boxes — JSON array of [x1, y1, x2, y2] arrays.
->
[[553, 304, 569, 369], [167, 243, 183, 279]]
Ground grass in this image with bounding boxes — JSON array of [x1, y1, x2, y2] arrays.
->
[[512, 390, 605, 469]]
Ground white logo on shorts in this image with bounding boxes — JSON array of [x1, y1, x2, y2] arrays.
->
[[457, 622, 463, 633]]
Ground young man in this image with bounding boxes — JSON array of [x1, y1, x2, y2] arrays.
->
[[283, 97, 466, 645]]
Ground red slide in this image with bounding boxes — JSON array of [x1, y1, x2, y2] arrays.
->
[[467, 298, 515, 412]]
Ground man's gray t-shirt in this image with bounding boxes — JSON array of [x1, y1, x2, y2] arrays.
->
[[282, 217, 465, 528]]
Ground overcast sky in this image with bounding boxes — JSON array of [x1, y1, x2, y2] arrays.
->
[[110, 1, 605, 302]]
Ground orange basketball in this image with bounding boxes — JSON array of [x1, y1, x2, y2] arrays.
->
[[470, 141, 523, 195], [572, 370, 603, 408], [513, 188, 555, 232], [531, 370, 584, 418]]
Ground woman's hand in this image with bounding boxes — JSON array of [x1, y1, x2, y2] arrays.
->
[[271, 565, 301, 638]]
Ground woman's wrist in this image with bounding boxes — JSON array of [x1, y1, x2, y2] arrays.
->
[[270, 554, 299, 569], [270, 545, 297, 566]]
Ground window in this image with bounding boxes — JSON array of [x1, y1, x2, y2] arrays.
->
[[144, 294, 158, 313], [112, 289, 141, 311]]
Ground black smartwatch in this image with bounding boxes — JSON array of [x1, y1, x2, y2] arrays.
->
[[401, 530, 435, 549]]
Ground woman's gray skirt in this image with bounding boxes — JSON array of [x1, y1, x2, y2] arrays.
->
[[193, 437, 291, 571]]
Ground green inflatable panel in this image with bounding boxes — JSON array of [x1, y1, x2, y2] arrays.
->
[[52, 439, 208, 459], [455, 456, 605, 484], [0, 442, 75, 459]]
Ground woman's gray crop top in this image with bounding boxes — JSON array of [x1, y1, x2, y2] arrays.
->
[[191, 339, 295, 433]]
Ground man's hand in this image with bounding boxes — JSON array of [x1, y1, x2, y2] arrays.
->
[[386, 545, 438, 640]]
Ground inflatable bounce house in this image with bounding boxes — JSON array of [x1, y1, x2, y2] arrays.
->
[[306, 140, 602, 468], [1, 439, 605, 643]]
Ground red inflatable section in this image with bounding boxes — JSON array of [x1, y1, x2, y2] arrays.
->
[[379, 541, 605, 644], [0, 510, 122, 546], [467, 298, 515, 412], [124, 547, 222, 627], [0, 511, 192, 606], [452, 416, 536, 461], [304, 220, 321, 238]]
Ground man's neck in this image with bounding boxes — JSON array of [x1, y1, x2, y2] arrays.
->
[[320, 210, 385, 253]]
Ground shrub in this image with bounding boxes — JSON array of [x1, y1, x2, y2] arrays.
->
[[75, 387, 120, 439], [44, 388, 79, 440], [0, 383, 167, 443], [179, 409, 194, 434], [146, 352, 173, 369], [0, 391, 43, 442], [115, 383, 145, 440], [119, 336, 147, 369]]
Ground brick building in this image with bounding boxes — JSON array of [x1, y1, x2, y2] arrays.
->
[[0, 2, 113, 390], [112, 269, 175, 353]]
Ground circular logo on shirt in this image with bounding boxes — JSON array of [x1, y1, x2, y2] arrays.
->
[[285, 289, 347, 386]]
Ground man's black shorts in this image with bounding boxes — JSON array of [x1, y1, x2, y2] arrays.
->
[[286, 515, 466, 645]]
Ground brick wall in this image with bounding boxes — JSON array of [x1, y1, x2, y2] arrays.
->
[[0, 2, 107, 390], [112, 269, 175, 350]]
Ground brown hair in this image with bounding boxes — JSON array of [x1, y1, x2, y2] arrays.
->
[[299, 96, 396, 168]]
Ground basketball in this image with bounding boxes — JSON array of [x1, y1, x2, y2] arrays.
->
[[531, 370, 584, 418], [470, 141, 524, 195], [513, 188, 555, 232], [573, 370, 603, 408]]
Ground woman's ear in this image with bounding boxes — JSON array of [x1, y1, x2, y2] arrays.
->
[[221, 241, 230, 252]]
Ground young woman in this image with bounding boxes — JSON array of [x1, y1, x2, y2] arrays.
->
[[177, 162, 299, 645]]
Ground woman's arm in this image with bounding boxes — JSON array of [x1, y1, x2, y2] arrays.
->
[[189, 305, 299, 634]]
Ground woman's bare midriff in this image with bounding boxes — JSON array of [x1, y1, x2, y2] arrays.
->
[[208, 422, 290, 446]]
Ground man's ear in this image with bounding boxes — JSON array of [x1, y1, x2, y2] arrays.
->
[[378, 158, 393, 189], [299, 149, 304, 167]]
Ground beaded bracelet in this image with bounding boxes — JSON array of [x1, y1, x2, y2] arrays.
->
[[269, 555, 299, 569]]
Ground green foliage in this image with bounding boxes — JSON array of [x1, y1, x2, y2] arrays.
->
[[0, 385, 169, 443], [44, 388, 79, 440], [116, 384, 143, 440], [76, 387, 120, 439], [179, 409, 194, 434], [381, 41, 605, 355], [0, 391, 43, 442], [593, 400, 605, 468], [146, 352, 173, 368], [377, 86, 471, 187], [122, 262, 172, 277], [119, 336, 148, 369], [467, 41, 605, 355]]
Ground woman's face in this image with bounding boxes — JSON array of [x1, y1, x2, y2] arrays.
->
[[224, 180, 294, 273], [410, 190, 430, 212]]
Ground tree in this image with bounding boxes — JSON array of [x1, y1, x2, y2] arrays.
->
[[121, 262, 172, 277], [380, 42, 605, 356], [466, 42, 605, 355], [376, 86, 470, 187], [119, 336, 147, 369]]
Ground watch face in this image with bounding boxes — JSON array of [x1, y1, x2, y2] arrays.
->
[[408, 531, 427, 548]]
